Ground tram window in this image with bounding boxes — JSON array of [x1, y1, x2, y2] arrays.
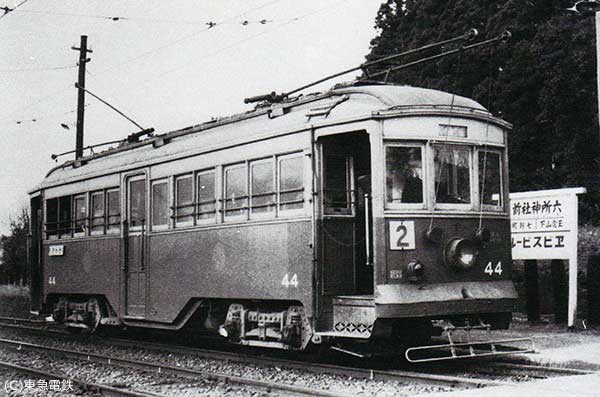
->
[[107, 189, 120, 233], [197, 170, 216, 222], [175, 175, 194, 226], [129, 179, 146, 228], [434, 145, 471, 204], [58, 196, 72, 238], [46, 198, 58, 239], [224, 164, 247, 220], [152, 180, 169, 229], [385, 147, 423, 205], [479, 151, 502, 208], [73, 195, 87, 236], [250, 159, 275, 217], [279, 155, 304, 212], [90, 192, 104, 235], [323, 155, 353, 214]]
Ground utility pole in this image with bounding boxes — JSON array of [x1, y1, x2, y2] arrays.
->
[[596, 12, 600, 139], [71, 35, 92, 159]]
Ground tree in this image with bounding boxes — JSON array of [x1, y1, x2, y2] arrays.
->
[[0, 208, 30, 285], [366, 0, 600, 223]]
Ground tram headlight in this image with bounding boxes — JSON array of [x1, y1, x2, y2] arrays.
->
[[445, 238, 478, 270], [405, 260, 424, 283]]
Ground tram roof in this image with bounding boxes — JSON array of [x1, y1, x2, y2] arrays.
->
[[33, 83, 501, 192]]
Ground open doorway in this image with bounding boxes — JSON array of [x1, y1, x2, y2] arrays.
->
[[319, 131, 373, 297]]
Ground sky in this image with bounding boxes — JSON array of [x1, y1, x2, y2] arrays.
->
[[0, 0, 384, 235]]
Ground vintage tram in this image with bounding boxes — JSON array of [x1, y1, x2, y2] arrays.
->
[[28, 81, 529, 360], [29, 31, 532, 361]]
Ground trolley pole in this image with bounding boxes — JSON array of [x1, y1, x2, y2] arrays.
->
[[71, 35, 92, 159]]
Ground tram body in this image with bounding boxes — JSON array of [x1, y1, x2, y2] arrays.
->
[[29, 83, 519, 356]]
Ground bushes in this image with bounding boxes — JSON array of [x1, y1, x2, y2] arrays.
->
[[0, 284, 30, 317]]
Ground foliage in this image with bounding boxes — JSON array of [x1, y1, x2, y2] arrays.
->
[[367, 0, 600, 223], [0, 208, 30, 285]]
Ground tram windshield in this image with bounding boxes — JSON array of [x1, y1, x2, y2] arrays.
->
[[479, 150, 502, 207], [385, 146, 424, 204], [384, 143, 504, 210], [433, 145, 471, 204]]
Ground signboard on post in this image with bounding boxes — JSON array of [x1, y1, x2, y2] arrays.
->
[[510, 188, 586, 328]]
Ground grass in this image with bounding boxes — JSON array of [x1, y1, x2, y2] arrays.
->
[[0, 284, 31, 317], [0, 284, 29, 298]]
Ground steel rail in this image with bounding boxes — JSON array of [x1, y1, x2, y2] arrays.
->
[[484, 362, 594, 376], [78, 333, 600, 385], [96, 336, 509, 389], [0, 321, 503, 389], [0, 360, 165, 397], [1, 318, 591, 388], [0, 337, 354, 397]]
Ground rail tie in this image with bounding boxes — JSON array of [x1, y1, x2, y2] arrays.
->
[[0, 337, 351, 397], [0, 360, 165, 397]]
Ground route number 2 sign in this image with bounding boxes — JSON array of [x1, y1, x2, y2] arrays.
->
[[389, 221, 416, 250]]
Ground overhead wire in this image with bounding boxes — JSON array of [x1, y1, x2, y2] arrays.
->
[[141, 0, 348, 88], [1, 0, 285, 126], [90, 0, 286, 76], [12, 8, 295, 26], [0, 63, 76, 72], [0, 0, 29, 20], [4, 0, 354, 133], [1, 104, 89, 127]]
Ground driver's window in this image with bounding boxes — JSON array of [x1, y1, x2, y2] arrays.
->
[[433, 145, 471, 205], [385, 146, 424, 205]]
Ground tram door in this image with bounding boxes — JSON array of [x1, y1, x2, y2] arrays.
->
[[319, 132, 372, 296], [125, 175, 147, 317]]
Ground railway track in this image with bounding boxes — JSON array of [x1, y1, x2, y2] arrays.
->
[[0, 317, 506, 389], [0, 360, 167, 396], [0, 316, 593, 394], [0, 336, 376, 397]]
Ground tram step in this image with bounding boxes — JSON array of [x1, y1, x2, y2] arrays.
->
[[331, 295, 375, 338]]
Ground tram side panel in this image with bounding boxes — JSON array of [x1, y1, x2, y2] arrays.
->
[[145, 220, 314, 323], [42, 237, 122, 311]]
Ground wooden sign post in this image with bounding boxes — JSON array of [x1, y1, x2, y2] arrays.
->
[[510, 188, 586, 328]]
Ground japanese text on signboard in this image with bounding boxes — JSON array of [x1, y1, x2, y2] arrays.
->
[[510, 193, 576, 260]]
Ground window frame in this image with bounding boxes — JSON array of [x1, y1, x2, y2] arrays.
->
[[106, 188, 121, 234], [151, 178, 170, 230], [322, 153, 354, 217], [477, 148, 504, 212], [249, 157, 276, 220], [45, 197, 59, 240], [72, 193, 87, 237], [223, 162, 248, 222], [430, 143, 474, 211], [127, 174, 147, 231], [57, 195, 73, 239], [277, 152, 305, 217], [383, 142, 427, 211], [196, 168, 217, 225], [174, 173, 194, 228], [90, 191, 105, 236]]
